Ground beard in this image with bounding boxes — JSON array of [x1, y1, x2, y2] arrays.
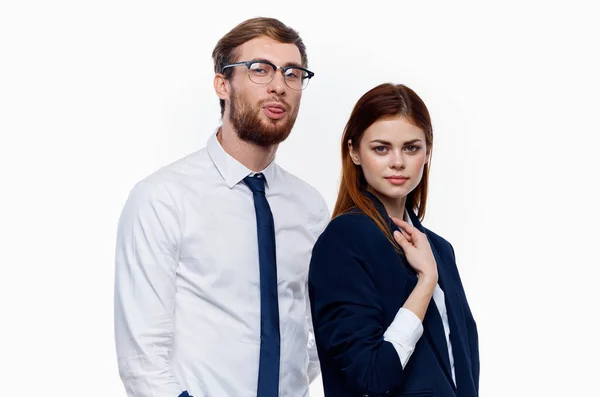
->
[[229, 88, 299, 148]]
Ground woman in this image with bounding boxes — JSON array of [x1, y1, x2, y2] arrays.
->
[[308, 83, 479, 397]]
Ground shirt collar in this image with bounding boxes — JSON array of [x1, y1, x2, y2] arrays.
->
[[207, 128, 276, 189], [404, 209, 414, 225]]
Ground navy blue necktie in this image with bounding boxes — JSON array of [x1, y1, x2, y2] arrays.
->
[[244, 173, 280, 397]]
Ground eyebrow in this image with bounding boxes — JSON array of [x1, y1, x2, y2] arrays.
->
[[251, 58, 303, 68], [369, 139, 423, 145], [282, 61, 303, 68]]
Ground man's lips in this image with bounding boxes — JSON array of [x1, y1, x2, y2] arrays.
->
[[263, 102, 287, 119], [263, 102, 286, 112]]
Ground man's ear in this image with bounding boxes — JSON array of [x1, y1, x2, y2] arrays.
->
[[214, 73, 230, 101], [348, 140, 360, 165]]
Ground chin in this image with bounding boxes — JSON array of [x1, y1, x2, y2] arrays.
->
[[385, 190, 408, 200], [372, 185, 407, 201], [262, 119, 283, 127], [265, 117, 288, 126]]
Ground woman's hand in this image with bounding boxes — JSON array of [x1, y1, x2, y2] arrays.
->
[[391, 218, 438, 285]]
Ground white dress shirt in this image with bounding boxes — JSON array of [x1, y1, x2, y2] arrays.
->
[[383, 212, 456, 384], [114, 131, 329, 397]]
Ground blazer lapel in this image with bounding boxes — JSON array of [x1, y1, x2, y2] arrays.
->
[[362, 191, 455, 385], [429, 233, 472, 394], [363, 191, 417, 277], [408, 210, 476, 394], [406, 210, 457, 389]]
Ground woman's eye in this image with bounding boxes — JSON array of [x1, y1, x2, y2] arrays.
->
[[374, 146, 388, 153], [405, 145, 420, 153]]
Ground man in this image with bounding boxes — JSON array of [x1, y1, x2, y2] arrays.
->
[[114, 17, 328, 397]]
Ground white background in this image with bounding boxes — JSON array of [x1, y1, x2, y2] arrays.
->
[[1, 1, 599, 396]]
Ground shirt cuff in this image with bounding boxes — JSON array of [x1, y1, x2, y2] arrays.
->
[[383, 307, 424, 368]]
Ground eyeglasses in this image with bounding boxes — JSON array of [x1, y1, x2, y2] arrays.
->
[[221, 59, 314, 90]]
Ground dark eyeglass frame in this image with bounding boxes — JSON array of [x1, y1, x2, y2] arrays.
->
[[221, 59, 315, 90]]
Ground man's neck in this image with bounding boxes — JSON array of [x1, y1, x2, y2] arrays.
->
[[217, 122, 278, 172]]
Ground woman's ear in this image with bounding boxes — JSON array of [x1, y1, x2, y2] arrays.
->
[[348, 140, 361, 165], [425, 145, 432, 164]]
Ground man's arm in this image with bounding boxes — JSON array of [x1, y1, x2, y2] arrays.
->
[[306, 198, 330, 383], [114, 181, 188, 397], [306, 287, 320, 383]]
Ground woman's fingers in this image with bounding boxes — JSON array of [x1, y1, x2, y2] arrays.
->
[[391, 218, 420, 242], [393, 230, 412, 250]]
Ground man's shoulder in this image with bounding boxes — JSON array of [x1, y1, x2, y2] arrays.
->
[[125, 148, 211, 203], [144, 148, 210, 184], [274, 164, 327, 209]]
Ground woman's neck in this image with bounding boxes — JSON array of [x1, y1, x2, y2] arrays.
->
[[367, 187, 407, 220]]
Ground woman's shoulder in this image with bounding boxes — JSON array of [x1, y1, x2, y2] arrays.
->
[[422, 226, 455, 258], [313, 211, 387, 254], [310, 212, 391, 278], [322, 211, 381, 237], [422, 226, 448, 244]]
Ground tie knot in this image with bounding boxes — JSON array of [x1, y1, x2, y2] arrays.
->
[[244, 173, 266, 194]]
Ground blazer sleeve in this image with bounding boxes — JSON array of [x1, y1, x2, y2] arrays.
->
[[308, 217, 407, 396]]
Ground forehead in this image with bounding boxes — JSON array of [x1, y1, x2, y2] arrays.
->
[[363, 117, 425, 143], [236, 36, 302, 66]]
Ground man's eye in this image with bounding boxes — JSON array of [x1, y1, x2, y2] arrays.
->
[[285, 69, 301, 79]]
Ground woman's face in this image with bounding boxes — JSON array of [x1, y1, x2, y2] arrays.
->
[[349, 116, 430, 204]]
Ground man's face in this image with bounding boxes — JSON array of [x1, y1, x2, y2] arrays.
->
[[226, 36, 304, 147]]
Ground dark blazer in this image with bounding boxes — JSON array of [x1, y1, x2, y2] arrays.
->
[[308, 192, 479, 397]]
